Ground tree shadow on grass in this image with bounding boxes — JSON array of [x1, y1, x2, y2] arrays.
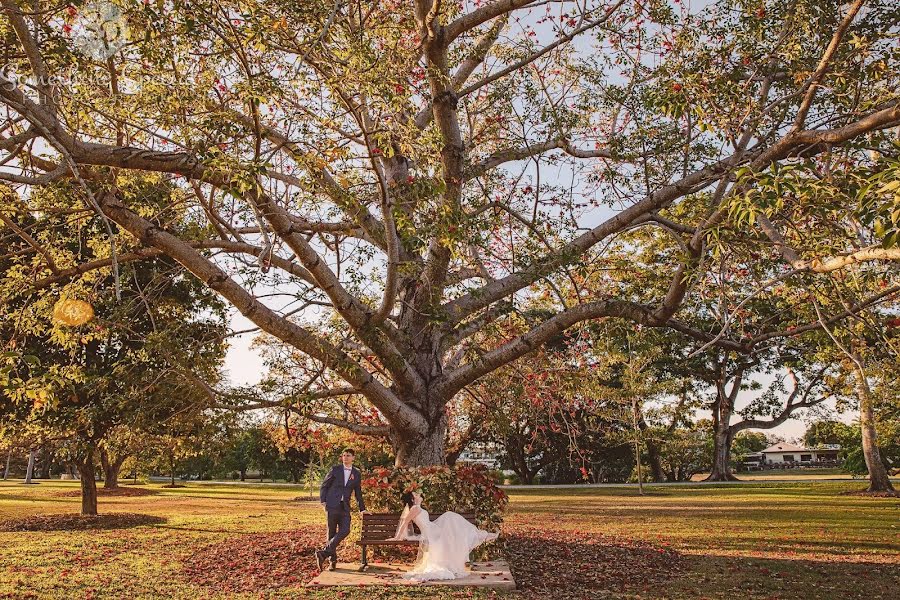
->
[[0, 493, 82, 504], [0, 512, 166, 532], [149, 491, 295, 505], [655, 552, 900, 600], [503, 526, 900, 600], [51, 487, 160, 498], [502, 526, 685, 599], [154, 524, 249, 535]]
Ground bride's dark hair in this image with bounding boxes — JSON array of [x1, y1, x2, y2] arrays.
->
[[401, 491, 415, 507]]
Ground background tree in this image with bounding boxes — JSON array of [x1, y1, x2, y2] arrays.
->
[[655, 421, 711, 482], [0, 180, 228, 513]]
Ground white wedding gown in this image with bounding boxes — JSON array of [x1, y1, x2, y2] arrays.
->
[[395, 506, 499, 582]]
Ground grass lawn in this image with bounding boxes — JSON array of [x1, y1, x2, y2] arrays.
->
[[689, 469, 860, 481], [0, 480, 897, 599]]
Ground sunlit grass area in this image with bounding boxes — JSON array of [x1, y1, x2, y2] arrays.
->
[[689, 469, 859, 481], [1, 480, 897, 599]]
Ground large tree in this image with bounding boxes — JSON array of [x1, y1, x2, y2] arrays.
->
[[1, 0, 899, 465]]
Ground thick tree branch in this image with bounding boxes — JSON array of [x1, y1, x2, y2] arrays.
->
[[444, 1, 537, 44], [304, 413, 390, 437], [443, 100, 900, 325], [731, 367, 826, 432], [94, 191, 427, 434], [465, 137, 617, 181], [791, 0, 865, 132]]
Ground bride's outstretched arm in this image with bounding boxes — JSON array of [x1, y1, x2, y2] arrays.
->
[[387, 506, 421, 540]]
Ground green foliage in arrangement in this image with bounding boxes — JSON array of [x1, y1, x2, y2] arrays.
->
[[362, 464, 508, 531]]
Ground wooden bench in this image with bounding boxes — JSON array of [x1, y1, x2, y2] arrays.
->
[[357, 511, 477, 571]]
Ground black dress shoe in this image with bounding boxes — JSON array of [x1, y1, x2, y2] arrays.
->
[[329, 555, 337, 570], [315, 550, 327, 571]]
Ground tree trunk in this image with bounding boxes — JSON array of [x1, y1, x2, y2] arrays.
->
[[3, 449, 10, 480], [706, 404, 738, 482], [644, 437, 666, 483], [100, 448, 125, 490], [39, 445, 52, 479], [170, 455, 176, 488], [239, 468, 246, 482], [392, 417, 447, 467], [632, 397, 644, 494], [78, 452, 98, 516], [706, 430, 738, 481], [851, 354, 895, 493], [24, 448, 36, 484]]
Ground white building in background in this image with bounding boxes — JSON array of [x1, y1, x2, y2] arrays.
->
[[457, 442, 503, 470], [760, 443, 841, 464]]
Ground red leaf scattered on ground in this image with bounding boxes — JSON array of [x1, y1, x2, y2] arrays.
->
[[501, 524, 684, 599], [181, 528, 326, 593], [180, 522, 683, 597], [0, 513, 165, 532]]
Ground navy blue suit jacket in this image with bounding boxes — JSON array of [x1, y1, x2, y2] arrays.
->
[[319, 465, 365, 512]]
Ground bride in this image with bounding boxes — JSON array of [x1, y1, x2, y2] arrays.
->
[[386, 490, 499, 582]]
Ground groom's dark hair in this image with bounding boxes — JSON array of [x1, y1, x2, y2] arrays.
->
[[342, 448, 355, 456]]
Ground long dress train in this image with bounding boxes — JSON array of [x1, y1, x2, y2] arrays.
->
[[394, 506, 499, 582]]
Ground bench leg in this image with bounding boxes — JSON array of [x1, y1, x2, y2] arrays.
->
[[359, 545, 368, 571]]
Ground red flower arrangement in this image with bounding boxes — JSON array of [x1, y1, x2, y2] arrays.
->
[[362, 464, 507, 531]]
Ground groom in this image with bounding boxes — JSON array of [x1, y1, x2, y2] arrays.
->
[[316, 448, 367, 571]]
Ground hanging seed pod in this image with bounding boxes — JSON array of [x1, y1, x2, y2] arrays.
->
[[52, 298, 95, 326]]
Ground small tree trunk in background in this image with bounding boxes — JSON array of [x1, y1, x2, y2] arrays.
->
[[639, 419, 666, 483], [100, 449, 126, 490], [239, 468, 246, 482], [39, 445, 52, 479], [644, 438, 666, 483], [170, 454, 176, 488], [24, 448, 36, 484], [705, 391, 739, 482], [3, 450, 11, 480], [851, 354, 895, 493], [78, 451, 98, 516]]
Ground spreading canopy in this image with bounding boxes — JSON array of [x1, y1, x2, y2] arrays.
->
[[1, 0, 899, 464]]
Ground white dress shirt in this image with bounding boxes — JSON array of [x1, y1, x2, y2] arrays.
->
[[343, 466, 352, 485]]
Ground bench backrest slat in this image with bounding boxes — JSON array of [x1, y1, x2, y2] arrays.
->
[[360, 511, 478, 541]]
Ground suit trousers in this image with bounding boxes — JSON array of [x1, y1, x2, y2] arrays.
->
[[324, 504, 351, 557]]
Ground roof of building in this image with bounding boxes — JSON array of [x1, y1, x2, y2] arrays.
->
[[759, 443, 842, 453], [761, 443, 807, 453]]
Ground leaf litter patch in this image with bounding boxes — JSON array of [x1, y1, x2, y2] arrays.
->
[[502, 524, 685, 599], [52, 487, 160, 498], [0, 513, 165, 532], [181, 527, 325, 593]]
